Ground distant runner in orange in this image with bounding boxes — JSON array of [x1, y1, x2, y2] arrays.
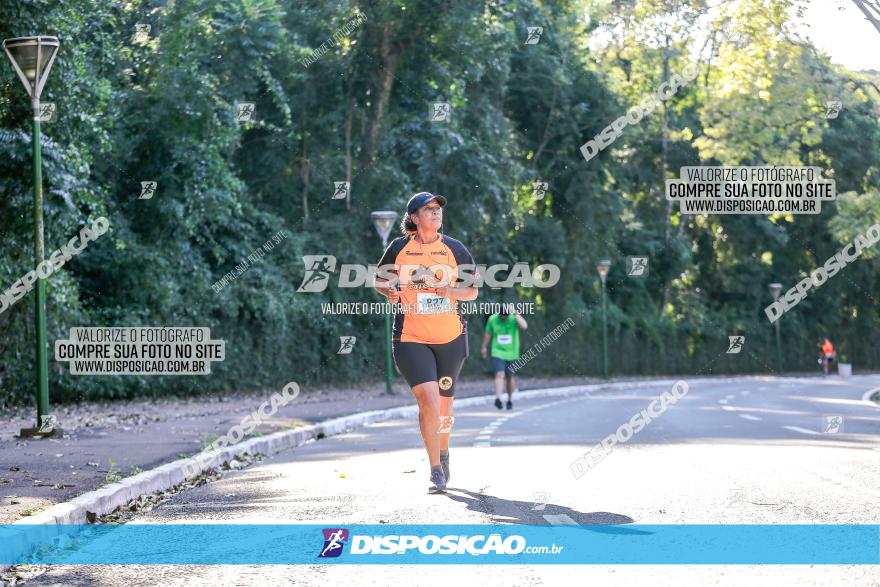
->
[[819, 337, 836, 376]]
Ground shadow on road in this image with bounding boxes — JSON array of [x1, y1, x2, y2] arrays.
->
[[443, 488, 641, 531]]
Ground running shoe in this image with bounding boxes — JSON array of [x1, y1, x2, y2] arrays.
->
[[440, 450, 450, 483], [428, 465, 447, 493], [506, 400, 513, 410], [494, 398, 503, 409]]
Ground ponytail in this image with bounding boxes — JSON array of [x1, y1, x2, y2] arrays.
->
[[400, 208, 417, 235]]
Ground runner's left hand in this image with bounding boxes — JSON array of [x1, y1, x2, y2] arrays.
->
[[427, 275, 453, 299], [434, 284, 452, 299]]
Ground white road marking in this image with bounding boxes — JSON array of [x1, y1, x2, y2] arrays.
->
[[475, 435, 492, 441], [739, 414, 761, 421], [473, 442, 491, 448], [783, 425, 818, 435], [725, 394, 735, 399], [718, 399, 729, 405], [741, 390, 751, 396], [543, 514, 577, 525], [721, 405, 735, 411]]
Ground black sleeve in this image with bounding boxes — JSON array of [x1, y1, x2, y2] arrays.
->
[[447, 237, 476, 283], [377, 236, 407, 274]]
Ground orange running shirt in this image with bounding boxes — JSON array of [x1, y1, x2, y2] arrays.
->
[[821, 340, 834, 356], [377, 233, 476, 344]]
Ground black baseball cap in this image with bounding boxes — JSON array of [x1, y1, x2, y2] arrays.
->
[[407, 191, 447, 214]]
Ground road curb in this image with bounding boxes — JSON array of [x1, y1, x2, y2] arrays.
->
[[861, 386, 880, 408], [0, 375, 800, 566]]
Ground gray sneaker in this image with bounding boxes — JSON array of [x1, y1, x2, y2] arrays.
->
[[440, 450, 450, 483], [428, 465, 447, 493]]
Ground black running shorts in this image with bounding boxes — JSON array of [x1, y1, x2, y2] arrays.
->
[[393, 332, 468, 397]]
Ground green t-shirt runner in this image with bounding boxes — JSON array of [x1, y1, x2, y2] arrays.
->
[[485, 314, 521, 361]]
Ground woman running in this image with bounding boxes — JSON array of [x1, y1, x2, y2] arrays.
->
[[374, 192, 479, 493]]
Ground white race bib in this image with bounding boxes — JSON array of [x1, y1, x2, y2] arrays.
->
[[416, 292, 452, 315], [497, 334, 513, 344]]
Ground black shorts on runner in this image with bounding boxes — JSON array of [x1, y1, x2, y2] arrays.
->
[[491, 357, 516, 376], [393, 333, 468, 397]]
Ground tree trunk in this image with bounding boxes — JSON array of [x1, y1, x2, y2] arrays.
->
[[345, 93, 354, 212], [300, 126, 310, 220], [361, 22, 401, 166], [660, 35, 672, 315]]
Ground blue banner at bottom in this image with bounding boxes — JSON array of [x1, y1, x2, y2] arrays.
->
[[2, 524, 878, 565]]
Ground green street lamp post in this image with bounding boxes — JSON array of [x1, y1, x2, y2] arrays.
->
[[769, 282, 783, 375], [3, 36, 61, 438], [597, 259, 611, 379], [371, 211, 397, 395]]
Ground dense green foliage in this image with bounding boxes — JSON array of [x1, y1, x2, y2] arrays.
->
[[1, 0, 879, 404]]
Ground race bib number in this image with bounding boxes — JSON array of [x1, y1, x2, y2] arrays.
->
[[417, 293, 452, 315], [496, 334, 513, 344]]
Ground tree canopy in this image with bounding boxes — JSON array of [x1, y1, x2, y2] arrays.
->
[[1, 0, 878, 403]]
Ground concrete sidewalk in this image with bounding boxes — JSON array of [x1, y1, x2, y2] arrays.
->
[[0, 373, 622, 524]]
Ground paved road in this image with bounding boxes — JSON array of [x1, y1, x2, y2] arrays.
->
[[14, 375, 880, 586]]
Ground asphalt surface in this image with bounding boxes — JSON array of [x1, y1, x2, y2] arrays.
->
[[0, 373, 614, 523], [10, 375, 880, 586]]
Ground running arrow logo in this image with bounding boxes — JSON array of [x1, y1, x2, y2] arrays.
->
[[297, 255, 337, 292]]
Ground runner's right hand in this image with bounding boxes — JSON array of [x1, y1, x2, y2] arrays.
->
[[387, 285, 400, 303]]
